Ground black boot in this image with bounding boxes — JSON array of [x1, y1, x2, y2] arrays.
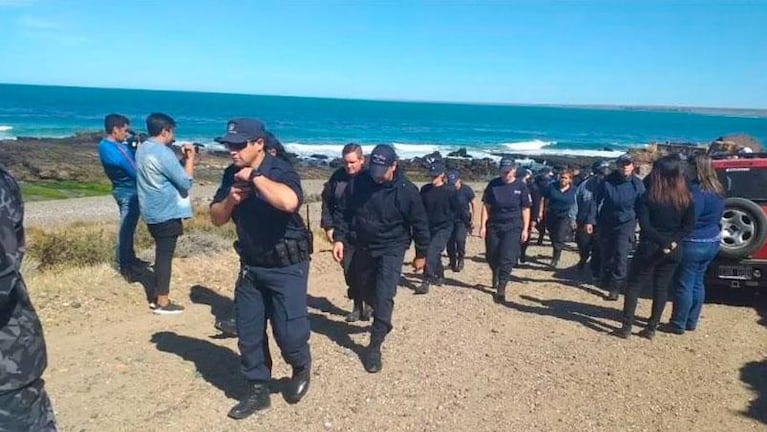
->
[[360, 303, 372, 321], [493, 281, 507, 304], [285, 356, 311, 404], [449, 257, 457, 272], [345, 300, 363, 322], [638, 321, 658, 340], [606, 280, 620, 301], [415, 278, 430, 295], [215, 316, 238, 337], [550, 250, 561, 269], [228, 381, 271, 420], [364, 334, 384, 373], [615, 322, 632, 339], [456, 257, 464, 272], [491, 270, 499, 290]]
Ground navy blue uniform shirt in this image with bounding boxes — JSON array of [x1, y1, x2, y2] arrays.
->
[[454, 185, 475, 221], [420, 183, 467, 231], [212, 154, 308, 257], [320, 167, 352, 230], [482, 177, 532, 229], [587, 171, 645, 226]]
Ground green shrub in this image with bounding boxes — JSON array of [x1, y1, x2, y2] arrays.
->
[[29, 227, 114, 270]]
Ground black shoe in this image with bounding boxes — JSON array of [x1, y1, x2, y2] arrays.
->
[[491, 271, 499, 290], [215, 317, 238, 337], [550, 258, 559, 269], [131, 257, 151, 268], [285, 360, 311, 404], [120, 268, 136, 283], [638, 325, 657, 340], [345, 303, 362, 323], [615, 324, 632, 339], [228, 382, 271, 420], [493, 283, 507, 304], [519, 254, 527, 264], [449, 259, 457, 272], [660, 323, 685, 335], [576, 259, 586, 271], [364, 344, 383, 373], [456, 258, 464, 272], [414, 280, 430, 295], [606, 290, 619, 301]]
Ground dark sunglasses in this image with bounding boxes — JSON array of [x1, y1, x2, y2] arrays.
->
[[224, 141, 249, 152]]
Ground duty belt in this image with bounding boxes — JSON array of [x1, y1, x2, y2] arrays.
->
[[236, 238, 310, 268]]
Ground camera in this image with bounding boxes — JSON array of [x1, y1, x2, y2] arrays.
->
[[126, 129, 147, 152]]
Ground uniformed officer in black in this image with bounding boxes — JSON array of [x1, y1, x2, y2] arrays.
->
[[320, 143, 371, 322], [480, 156, 532, 303], [332, 144, 430, 373], [0, 165, 57, 431], [446, 170, 475, 272], [416, 162, 468, 294], [210, 118, 311, 420], [574, 160, 610, 279], [585, 153, 645, 301]]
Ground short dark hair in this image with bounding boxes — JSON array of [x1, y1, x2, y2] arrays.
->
[[104, 114, 129, 134], [342, 143, 363, 158], [146, 113, 176, 137]]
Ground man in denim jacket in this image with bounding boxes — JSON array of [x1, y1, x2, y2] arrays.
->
[[97, 114, 147, 281], [136, 113, 195, 314]]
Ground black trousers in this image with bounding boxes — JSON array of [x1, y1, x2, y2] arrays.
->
[[348, 247, 406, 340], [447, 221, 468, 263], [546, 214, 572, 255], [236, 261, 311, 382], [425, 226, 451, 280], [341, 242, 360, 301], [623, 243, 681, 326], [147, 219, 183, 297], [598, 221, 635, 288], [485, 225, 521, 286], [576, 223, 601, 276]]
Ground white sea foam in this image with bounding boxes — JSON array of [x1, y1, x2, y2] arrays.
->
[[0, 126, 13, 132], [502, 139, 554, 151]]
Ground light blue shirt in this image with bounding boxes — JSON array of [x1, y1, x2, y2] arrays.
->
[[135, 139, 193, 224]]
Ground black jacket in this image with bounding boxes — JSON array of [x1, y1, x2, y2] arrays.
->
[[334, 169, 430, 258], [320, 167, 353, 230], [587, 171, 645, 227], [420, 183, 469, 232]]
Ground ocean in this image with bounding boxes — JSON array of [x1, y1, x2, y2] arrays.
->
[[1, 83, 766, 160]]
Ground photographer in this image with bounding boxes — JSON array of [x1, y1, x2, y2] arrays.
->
[[135, 113, 195, 314], [97, 114, 147, 281]]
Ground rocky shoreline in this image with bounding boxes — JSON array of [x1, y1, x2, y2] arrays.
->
[[0, 132, 761, 185]]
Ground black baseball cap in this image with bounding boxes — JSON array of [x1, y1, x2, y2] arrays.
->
[[214, 118, 268, 144], [591, 160, 610, 173], [428, 162, 445, 177], [446, 169, 460, 185], [616, 153, 633, 165], [369, 144, 397, 178], [499, 156, 517, 172]]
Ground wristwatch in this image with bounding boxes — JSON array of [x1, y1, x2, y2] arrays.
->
[[248, 168, 263, 182]]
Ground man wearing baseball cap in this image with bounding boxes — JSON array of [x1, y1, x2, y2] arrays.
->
[[446, 169, 475, 272], [574, 160, 610, 279], [585, 153, 645, 301], [209, 118, 312, 419], [332, 144, 430, 373]]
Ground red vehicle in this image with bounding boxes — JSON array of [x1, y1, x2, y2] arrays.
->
[[708, 153, 767, 288]]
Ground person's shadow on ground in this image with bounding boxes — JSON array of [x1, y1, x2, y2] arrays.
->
[[501, 294, 622, 334], [306, 294, 368, 361], [190, 285, 234, 323], [128, 266, 157, 306], [740, 303, 767, 425], [150, 331, 291, 401]]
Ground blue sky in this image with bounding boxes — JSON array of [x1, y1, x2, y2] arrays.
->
[[0, 0, 765, 108]]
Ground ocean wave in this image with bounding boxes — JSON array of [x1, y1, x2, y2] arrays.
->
[[0, 126, 13, 132], [502, 139, 554, 151]]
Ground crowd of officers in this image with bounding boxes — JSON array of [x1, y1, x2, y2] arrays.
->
[[4, 111, 702, 428]]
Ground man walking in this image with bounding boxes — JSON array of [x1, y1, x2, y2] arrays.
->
[[210, 118, 312, 419], [332, 144, 430, 373], [446, 170, 475, 272]]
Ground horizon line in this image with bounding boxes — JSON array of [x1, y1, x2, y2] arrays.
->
[[2, 81, 767, 115]]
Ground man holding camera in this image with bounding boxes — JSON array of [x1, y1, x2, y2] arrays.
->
[[97, 114, 147, 281], [210, 118, 312, 420], [135, 113, 195, 314]]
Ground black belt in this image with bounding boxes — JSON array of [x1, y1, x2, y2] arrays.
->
[[236, 238, 310, 268]]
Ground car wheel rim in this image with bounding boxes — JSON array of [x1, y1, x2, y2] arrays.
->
[[721, 209, 755, 249]]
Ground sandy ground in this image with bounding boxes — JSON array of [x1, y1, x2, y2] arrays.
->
[[21, 180, 767, 432]]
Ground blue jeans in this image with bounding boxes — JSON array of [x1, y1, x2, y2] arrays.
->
[[670, 240, 720, 331], [113, 191, 140, 271]]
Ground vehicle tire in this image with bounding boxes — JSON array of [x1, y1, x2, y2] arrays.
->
[[719, 197, 767, 259]]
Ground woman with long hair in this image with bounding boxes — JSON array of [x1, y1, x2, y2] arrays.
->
[[618, 155, 696, 339], [666, 154, 725, 334]]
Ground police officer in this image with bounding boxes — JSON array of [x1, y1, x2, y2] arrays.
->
[[320, 143, 371, 321], [0, 165, 57, 431], [531, 166, 553, 246], [332, 144, 430, 373], [539, 168, 578, 268], [417, 162, 468, 293], [479, 156, 532, 303], [575, 160, 610, 279], [446, 170, 475, 272], [209, 118, 311, 419], [586, 154, 645, 301]]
